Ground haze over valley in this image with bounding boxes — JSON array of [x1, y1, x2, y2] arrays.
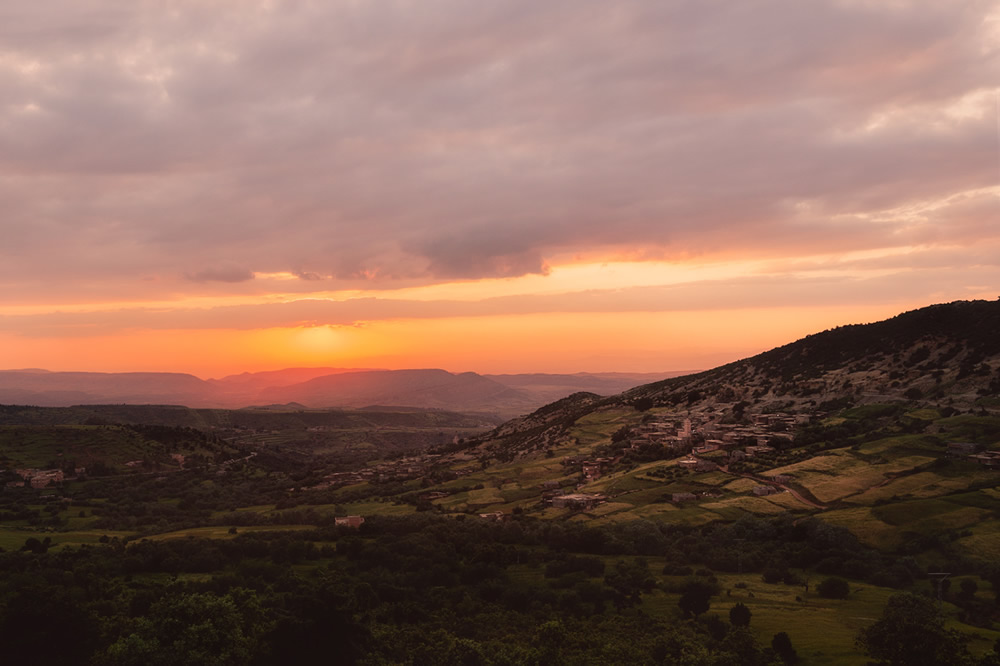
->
[[0, 367, 679, 416]]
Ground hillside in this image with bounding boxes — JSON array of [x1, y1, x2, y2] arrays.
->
[[460, 298, 1000, 462], [350, 300, 1000, 562], [485, 371, 687, 404], [620, 299, 1000, 415]]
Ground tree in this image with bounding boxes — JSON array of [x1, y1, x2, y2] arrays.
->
[[817, 576, 850, 599], [771, 632, 798, 664], [729, 602, 751, 627], [856, 593, 972, 666], [678, 579, 716, 618], [20, 536, 51, 553], [632, 397, 654, 412], [959, 578, 978, 599], [718, 626, 765, 666], [102, 589, 270, 665]]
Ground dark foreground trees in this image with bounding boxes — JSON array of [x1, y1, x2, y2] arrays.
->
[[856, 593, 971, 666]]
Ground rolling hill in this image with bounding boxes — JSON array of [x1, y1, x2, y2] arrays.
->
[[354, 300, 1000, 565], [0, 367, 675, 416]]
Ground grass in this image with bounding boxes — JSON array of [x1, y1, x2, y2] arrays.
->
[[842, 404, 904, 420], [339, 500, 417, 517], [954, 519, 1000, 563], [873, 498, 974, 525], [723, 478, 757, 493], [641, 566, 999, 666], [210, 504, 277, 519], [820, 507, 902, 551], [936, 415, 1000, 445], [587, 502, 633, 516], [0, 527, 136, 551], [144, 525, 316, 540], [701, 496, 787, 516], [767, 447, 939, 504], [466, 487, 505, 505], [641, 567, 906, 666], [855, 434, 942, 456], [844, 471, 962, 504]]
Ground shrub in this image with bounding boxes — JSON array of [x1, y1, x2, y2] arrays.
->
[[729, 602, 751, 627], [817, 577, 850, 599], [771, 632, 799, 664]]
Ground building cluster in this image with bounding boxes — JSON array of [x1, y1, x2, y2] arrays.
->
[[13, 468, 69, 488], [947, 442, 1000, 468], [625, 411, 805, 471], [334, 515, 365, 528], [563, 456, 616, 481], [631, 413, 800, 451]]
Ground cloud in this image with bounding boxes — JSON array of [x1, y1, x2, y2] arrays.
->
[[3, 258, 998, 337], [0, 1, 996, 304], [186, 266, 256, 283]]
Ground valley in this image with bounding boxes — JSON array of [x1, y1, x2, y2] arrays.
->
[[1, 300, 999, 664]]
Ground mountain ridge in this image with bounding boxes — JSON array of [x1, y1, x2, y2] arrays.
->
[[0, 367, 674, 416], [463, 299, 1000, 461]]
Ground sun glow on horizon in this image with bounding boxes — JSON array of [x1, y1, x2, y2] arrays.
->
[[0, 302, 919, 379]]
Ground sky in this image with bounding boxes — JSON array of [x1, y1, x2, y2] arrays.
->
[[1, 1, 998, 378]]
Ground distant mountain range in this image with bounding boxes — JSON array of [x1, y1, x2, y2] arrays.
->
[[0, 366, 681, 416]]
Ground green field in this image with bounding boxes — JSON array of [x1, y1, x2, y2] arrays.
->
[[144, 525, 316, 540]]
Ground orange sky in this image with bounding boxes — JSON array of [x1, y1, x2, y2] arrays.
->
[[1, 3, 997, 377], [2, 256, 991, 377]]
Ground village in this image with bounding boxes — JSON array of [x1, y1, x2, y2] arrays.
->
[[545, 411, 809, 510], [303, 406, 1000, 523]]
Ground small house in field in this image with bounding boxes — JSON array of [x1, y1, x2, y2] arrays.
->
[[335, 515, 365, 528], [671, 492, 697, 503], [752, 485, 778, 496], [969, 452, 1000, 468]]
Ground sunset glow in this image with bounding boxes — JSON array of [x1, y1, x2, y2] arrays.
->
[[1, 2, 997, 378]]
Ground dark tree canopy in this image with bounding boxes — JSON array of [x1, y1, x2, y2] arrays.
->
[[817, 576, 850, 599], [677, 579, 716, 618], [729, 602, 751, 627], [771, 631, 799, 664], [856, 593, 972, 666]]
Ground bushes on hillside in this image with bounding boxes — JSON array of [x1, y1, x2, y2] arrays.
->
[[817, 576, 850, 599]]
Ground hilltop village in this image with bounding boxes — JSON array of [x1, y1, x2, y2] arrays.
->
[[291, 407, 829, 518]]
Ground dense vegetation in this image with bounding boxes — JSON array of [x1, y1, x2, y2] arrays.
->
[[5, 513, 999, 665]]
